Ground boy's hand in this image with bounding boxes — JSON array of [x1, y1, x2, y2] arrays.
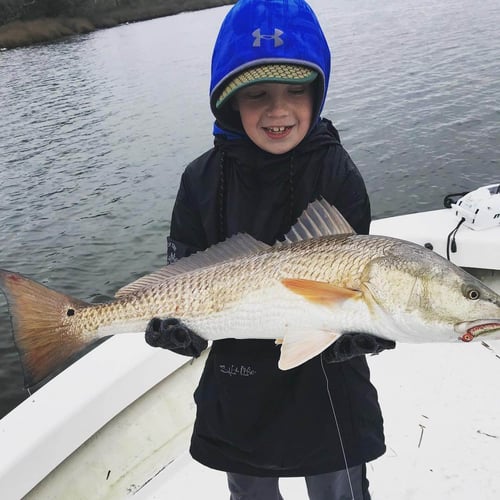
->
[[145, 317, 208, 358], [323, 333, 395, 363]]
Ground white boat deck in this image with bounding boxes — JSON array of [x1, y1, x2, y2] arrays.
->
[[133, 342, 500, 500], [371, 208, 500, 270], [130, 341, 500, 500]]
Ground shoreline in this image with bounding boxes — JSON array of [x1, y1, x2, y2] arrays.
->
[[0, 1, 235, 50]]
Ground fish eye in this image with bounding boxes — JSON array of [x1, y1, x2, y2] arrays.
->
[[465, 288, 480, 300]]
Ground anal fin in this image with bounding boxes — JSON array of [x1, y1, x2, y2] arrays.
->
[[278, 330, 341, 370]]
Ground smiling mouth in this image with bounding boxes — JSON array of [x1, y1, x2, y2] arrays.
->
[[263, 126, 293, 138]]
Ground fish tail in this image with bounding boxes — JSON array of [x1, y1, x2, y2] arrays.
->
[[0, 269, 93, 388]]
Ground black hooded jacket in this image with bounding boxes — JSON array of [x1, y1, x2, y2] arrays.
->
[[167, 119, 386, 476]]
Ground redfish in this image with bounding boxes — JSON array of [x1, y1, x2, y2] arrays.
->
[[1, 200, 499, 387]]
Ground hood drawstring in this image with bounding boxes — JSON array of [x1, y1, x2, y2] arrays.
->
[[288, 152, 296, 231], [217, 150, 297, 242], [218, 150, 227, 241]]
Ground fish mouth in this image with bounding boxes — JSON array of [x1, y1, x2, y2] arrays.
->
[[454, 319, 500, 342]]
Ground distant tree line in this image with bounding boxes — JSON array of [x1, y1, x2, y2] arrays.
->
[[1, 1, 96, 24], [0, 0, 235, 26], [0, 1, 117, 24]]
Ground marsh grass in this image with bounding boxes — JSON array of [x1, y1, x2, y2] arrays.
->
[[0, 17, 94, 48], [0, 0, 234, 49]]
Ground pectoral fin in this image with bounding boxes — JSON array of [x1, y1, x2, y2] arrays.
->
[[281, 278, 361, 305], [278, 330, 341, 370]]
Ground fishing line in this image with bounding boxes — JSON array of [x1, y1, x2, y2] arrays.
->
[[320, 354, 356, 500]]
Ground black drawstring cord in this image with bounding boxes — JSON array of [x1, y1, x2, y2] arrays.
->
[[218, 150, 296, 240], [288, 152, 295, 229], [218, 151, 226, 241], [446, 217, 465, 260]]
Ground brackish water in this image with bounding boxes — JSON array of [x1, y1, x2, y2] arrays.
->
[[0, 0, 499, 417]]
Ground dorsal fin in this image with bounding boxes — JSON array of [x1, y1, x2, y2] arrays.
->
[[115, 233, 270, 298], [283, 198, 355, 244], [115, 199, 352, 298]]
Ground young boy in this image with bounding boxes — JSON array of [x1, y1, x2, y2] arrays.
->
[[146, 1, 394, 498]]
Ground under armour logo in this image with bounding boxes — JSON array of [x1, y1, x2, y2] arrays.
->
[[252, 28, 284, 47]]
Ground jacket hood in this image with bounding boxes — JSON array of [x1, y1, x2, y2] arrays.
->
[[210, 0, 331, 134]]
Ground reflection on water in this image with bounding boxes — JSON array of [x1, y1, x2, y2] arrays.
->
[[0, 0, 499, 417]]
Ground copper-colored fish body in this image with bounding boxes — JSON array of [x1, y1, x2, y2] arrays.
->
[[1, 200, 499, 387]]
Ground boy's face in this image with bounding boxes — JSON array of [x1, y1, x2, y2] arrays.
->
[[233, 82, 314, 155]]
